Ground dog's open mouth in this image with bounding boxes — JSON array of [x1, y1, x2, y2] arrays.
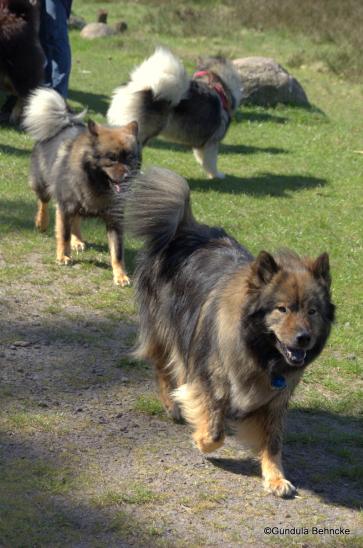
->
[[109, 177, 128, 193], [276, 341, 306, 367]]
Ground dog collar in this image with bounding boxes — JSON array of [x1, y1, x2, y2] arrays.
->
[[193, 70, 230, 112], [271, 374, 287, 390]]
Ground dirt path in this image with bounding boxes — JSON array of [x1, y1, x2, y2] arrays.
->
[[0, 271, 362, 547]]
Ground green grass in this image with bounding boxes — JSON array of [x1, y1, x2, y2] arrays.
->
[[1, 0, 361, 428], [94, 484, 161, 506], [0, 458, 81, 546], [2, 2, 361, 411], [133, 395, 165, 417]]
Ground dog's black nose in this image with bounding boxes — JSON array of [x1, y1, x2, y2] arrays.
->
[[295, 331, 311, 348]]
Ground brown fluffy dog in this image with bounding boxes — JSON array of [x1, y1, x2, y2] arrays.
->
[[0, 0, 44, 123], [126, 167, 335, 497], [23, 88, 141, 285]]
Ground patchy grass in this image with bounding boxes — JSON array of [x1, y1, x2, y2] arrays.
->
[[133, 395, 165, 417], [0, 458, 80, 546], [0, 411, 70, 434], [95, 484, 162, 506]]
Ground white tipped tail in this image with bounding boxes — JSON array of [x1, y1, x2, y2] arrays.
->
[[107, 47, 190, 127], [130, 47, 189, 105], [23, 88, 85, 142]]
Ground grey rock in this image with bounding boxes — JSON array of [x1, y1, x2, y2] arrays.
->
[[68, 14, 86, 30], [13, 340, 33, 347], [233, 56, 309, 107]]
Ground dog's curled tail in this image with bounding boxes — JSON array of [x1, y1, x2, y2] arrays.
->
[[107, 47, 189, 129], [130, 47, 189, 105], [23, 88, 85, 142], [126, 167, 193, 253]]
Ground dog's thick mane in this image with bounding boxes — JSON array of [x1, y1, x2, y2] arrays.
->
[[197, 56, 242, 106]]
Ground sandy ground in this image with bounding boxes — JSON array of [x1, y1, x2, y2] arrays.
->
[[0, 272, 362, 547]]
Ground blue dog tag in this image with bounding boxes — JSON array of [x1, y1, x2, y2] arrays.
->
[[271, 374, 287, 390]]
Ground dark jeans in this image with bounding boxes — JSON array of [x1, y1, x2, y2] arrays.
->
[[39, 0, 72, 98]]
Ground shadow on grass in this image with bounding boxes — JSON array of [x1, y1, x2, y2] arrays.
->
[[0, 199, 37, 232], [0, 143, 29, 156], [189, 172, 327, 197], [68, 89, 109, 117], [0, 434, 161, 546], [150, 138, 287, 156], [235, 110, 289, 124], [209, 408, 362, 509]]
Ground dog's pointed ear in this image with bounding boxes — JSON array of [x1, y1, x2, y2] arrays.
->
[[310, 252, 331, 287], [125, 121, 138, 136], [87, 119, 99, 137], [252, 251, 280, 285]]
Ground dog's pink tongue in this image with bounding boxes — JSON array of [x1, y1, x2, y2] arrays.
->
[[115, 183, 121, 193]]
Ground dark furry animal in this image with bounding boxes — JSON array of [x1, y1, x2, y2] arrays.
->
[[107, 47, 242, 179], [126, 167, 335, 497], [23, 88, 141, 286], [0, 0, 44, 123]]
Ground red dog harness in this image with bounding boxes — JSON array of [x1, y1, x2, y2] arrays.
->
[[193, 70, 230, 112]]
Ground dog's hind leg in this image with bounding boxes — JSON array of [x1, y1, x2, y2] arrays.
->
[[106, 224, 130, 287], [156, 360, 184, 423], [31, 174, 51, 232], [55, 206, 72, 265], [35, 199, 50, 232], [193, 142, 225, 180], [71, 214, 86, 253], [174, 382, 226, 452], [145, 341, 184, 422]]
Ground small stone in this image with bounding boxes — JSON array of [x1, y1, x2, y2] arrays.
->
[[13, 340, 32, 347]]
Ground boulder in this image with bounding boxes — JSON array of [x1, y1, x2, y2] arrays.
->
[[68, 14, 86, 30], [80, 22, 116, 39], [233, 57, 309, 107]]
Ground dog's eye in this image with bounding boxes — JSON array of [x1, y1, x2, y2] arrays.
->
[[106, 154, 118, 162], [277, 306, 287, 313], [308, 308, 317, 315]]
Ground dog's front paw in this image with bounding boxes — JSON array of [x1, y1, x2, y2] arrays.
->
[[57, 255, 73, 266], [193, 431, 225, 453], [208, 171, 225, 180], [71, 236, 86, 252], [264, 478, 297, 498], [114, 273, 131, 287]]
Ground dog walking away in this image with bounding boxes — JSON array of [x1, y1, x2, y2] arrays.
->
[[107, 47, 242, 180], [23, 88, 141, 286], [126, 167, 335, 497], [0, 0, 44, 123]]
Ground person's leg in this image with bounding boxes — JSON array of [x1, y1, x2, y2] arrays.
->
[[39, 0, 71, 98], [0, 95, 17, 123]]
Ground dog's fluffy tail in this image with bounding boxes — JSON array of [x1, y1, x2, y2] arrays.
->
[[126, 167, 194, 253], [23, 88, 85, 141], [107, 47, 189, 139]]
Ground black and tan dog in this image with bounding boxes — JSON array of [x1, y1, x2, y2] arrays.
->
[[23, 88, 141, 286], [107, 47, 242, 179], [126, 167, 335, 497]]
